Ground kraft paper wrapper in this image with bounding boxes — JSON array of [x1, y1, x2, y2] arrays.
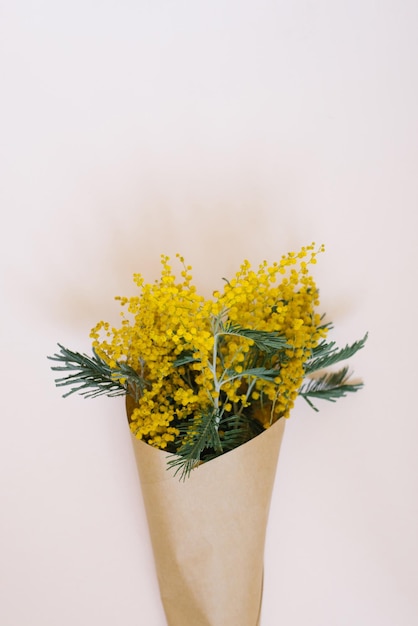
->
[[129, 407, 285, 626]]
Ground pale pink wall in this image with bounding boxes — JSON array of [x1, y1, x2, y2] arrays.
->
[[1, 1, 417, 625]]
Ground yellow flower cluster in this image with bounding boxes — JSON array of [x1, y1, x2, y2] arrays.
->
[[212, 244, 327, 425], [91, 255, 214, 448], [90, 245, 327, 449]]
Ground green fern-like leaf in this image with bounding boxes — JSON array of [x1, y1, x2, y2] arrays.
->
[[173, 352, 200, 367], [304, 333, 368, 374], [168, 410, 223, 480], [48, 344, 146, 400], [299, 366, 364, 411], [219, 412, 265, 451], [220, 322, 289, 354], [221, 366, 279, 385]]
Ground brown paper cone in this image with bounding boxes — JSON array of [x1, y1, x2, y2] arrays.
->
[[130, 416, 285, 626]]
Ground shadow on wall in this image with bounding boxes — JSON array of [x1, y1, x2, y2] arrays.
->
[[13, 178, 360, 336], [21, 191, 291, 330]]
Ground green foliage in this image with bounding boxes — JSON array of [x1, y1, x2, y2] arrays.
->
[[173, 352, 200, 367], [48, 316, 367, 480], [219, 321, 290, 354], [49, 323, 368, 479], [218, 413, 265, 451], [304, 333, 368, 375], [221, 366, 279, 384], [168, 410, 223, 480], [167, 320, 291, 479], [299, 366, 364, 411], [48, 344, 146, 400], [168, 408, 266, 480]]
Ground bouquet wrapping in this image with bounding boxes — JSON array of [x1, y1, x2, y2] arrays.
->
[[128, 395, 285, 626]]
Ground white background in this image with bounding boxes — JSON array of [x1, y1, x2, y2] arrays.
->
[[1, 1, 417, 624]]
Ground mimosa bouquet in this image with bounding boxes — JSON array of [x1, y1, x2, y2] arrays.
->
[[49, 244, 366, 626]]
